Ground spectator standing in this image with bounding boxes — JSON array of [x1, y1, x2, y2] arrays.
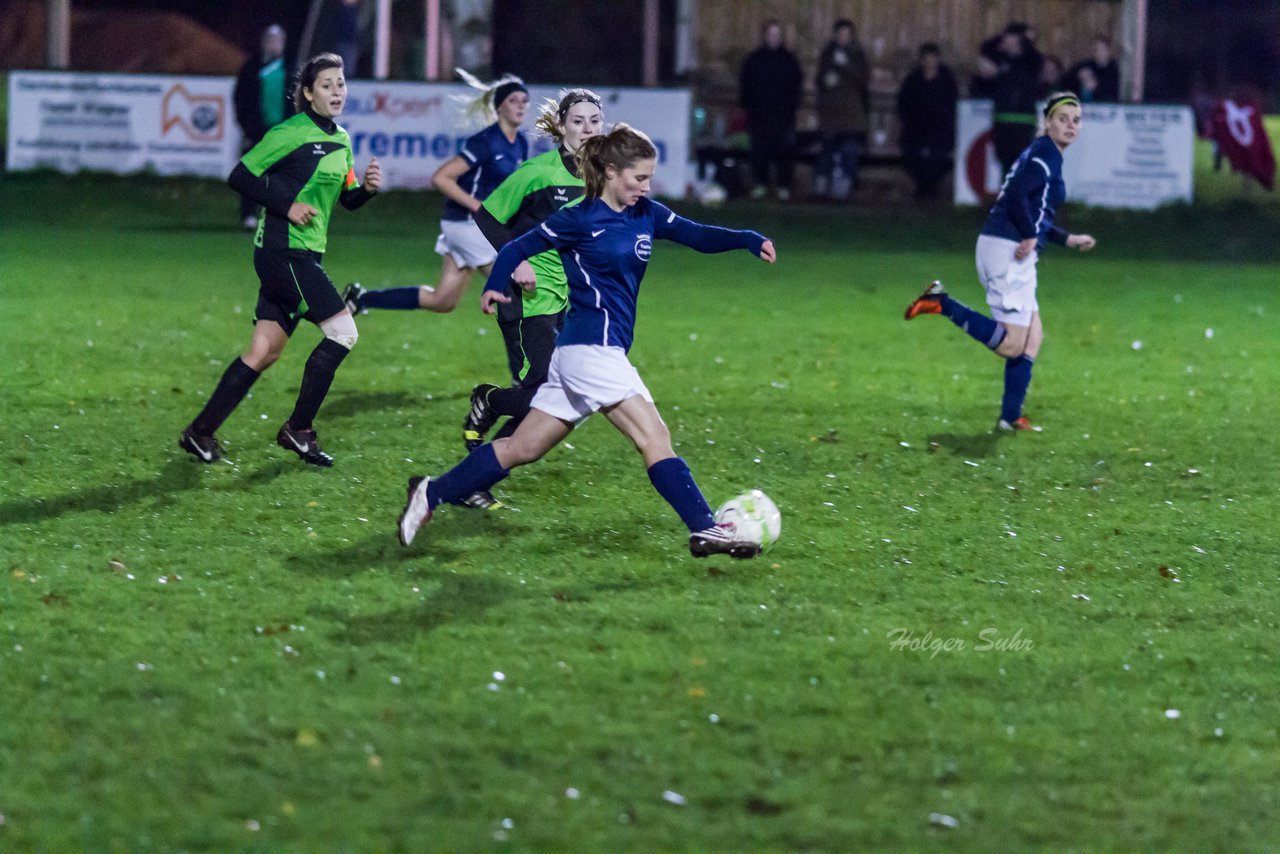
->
[[1065, 35, 1120, 102], [976, 22, 1043, 178], [739, 20, 804, 200], [896, 43, 958, 200], [1039, 54, 1066, 98], [813, 19, 869, 200], [334, 0, 361, 75], [233, 24, 291, 231]]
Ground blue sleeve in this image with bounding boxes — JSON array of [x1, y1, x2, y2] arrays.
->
[[460, 129, 491, 165], [650, 200, 766, 256], [1001, 158, 1049, 241], [1045, 225, 1069, 246], [482, 207, 582, 294]]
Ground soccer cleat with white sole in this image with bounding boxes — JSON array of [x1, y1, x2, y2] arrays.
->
[[342, 282, 367, 316], [277, 423, 333, 466], [398, 476, 433, 545], [179, 427, 224, 463], [996, 416, 1042, 432], [689, 522, 761, 560], [904, 280, 947, 320]]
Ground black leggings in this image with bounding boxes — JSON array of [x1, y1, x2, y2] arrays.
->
[[490, 311, 564, 437]]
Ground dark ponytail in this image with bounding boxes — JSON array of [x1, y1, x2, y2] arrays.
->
[[294, 52, 344, 112], [575, 124, 658, 198]]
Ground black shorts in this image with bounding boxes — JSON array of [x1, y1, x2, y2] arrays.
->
[[252, 248, 346, 336]]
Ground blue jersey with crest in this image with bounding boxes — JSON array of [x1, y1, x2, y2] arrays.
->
[[981, 134, 1069, 249], [442, 122, 529, 222], [485, 197, 765, 352]]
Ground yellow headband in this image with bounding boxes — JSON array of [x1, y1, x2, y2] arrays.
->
[[1044, 93, 1081, 120]]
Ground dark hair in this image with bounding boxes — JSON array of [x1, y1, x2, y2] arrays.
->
[[919, 42, 941, 58], [534, 88, 602, 140], [834, 18, 855, 33], [575, 124, 657, 198], [294, 52, 344, 112]]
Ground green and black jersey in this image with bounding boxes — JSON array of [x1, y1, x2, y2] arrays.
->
[[228, 108, 372, 253], [474, 146, 583, 318]]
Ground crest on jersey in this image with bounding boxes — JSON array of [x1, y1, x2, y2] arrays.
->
[[634, 233, 652, 261]]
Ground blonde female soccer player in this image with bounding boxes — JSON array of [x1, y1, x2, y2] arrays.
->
[[904, 92, 1096, 431], [396, 125, 777, 558]]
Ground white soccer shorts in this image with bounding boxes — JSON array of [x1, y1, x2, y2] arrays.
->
[[530, 344, 654, 425], [975, 233, 1039, 326], [435, 218, 498, 270]]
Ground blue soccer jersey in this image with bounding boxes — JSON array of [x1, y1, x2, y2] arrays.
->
[[981, 135, 1069, 249], [442, 122, 529, 222], [485, 197, 765, 352]]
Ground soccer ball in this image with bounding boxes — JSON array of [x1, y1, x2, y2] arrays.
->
[[715, 489, 782, 551], [691, 180, 728, 207]]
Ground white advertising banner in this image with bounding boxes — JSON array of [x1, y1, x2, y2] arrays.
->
[[340, 81, 692, 195], [7, 71, 239, 178], [953, 99, 1195, 210]]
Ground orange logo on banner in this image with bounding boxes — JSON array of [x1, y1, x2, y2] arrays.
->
[[161, 84, 224, 141]]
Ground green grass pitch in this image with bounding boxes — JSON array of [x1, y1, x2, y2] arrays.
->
[[2, 171, 1278, 849]]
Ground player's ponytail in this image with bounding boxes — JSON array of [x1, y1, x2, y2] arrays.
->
[[295, 52, 344, 113], [576, 124, 658, 198], [454, 69, 527, 127], [534, 87, 603, 141]]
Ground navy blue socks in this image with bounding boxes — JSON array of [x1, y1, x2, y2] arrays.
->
[[940, 294, 1007, 350], [647, 457, 716, 532], [360, 286, 422, 310], [1001, 355, 1035, 423], [428, 444, 510, 508]]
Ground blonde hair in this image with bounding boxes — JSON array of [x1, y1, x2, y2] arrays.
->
[[533, 88, 603, 141], [454, 69, 526, 128], [575, 124, 657, 198]]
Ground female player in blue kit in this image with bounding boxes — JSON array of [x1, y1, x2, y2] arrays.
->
[[396, 125, 777, 557], [905, 92, 1096, 431]]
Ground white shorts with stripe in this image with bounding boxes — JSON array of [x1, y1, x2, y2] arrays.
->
[[435, 218, 497, 270], [975, 233, 1039, 326], [530, 345, 654, 426]]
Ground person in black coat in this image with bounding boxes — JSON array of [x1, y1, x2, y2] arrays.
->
[[738, 20, 804, 200], [233, 24, 293, 229], [1064, 35, 1120, 102], [897, 43, 959, 199], [974, 22, 1043, 177]]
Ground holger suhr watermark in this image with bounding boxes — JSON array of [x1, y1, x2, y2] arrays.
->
[[887, 627, 1034, 658]]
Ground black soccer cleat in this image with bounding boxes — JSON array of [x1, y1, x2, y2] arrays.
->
[[460, 489, 505, 511], [179, 426, 224, 464], [462, 383, 500, 451], [689, 522, 761, 560], [342, 282, 367, 315], [276, 422, 334, 467]]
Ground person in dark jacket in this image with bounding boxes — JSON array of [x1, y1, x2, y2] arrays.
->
[[1064, 35, 1120, 102], [896, 43, 958, 200], [974, 22, 1043, 177], [233, 24, 292, 230], [814, 19, 869, 200], [738, 20, 804, 200]]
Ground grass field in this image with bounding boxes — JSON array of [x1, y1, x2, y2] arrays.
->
[[2, 171, 1279, 849]]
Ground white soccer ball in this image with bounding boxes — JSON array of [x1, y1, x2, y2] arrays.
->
[[693, 180, 728, 207], [715, 489, 782, 551]]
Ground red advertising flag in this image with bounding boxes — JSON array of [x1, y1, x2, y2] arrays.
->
[[1209, 98, 1275, 190]]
